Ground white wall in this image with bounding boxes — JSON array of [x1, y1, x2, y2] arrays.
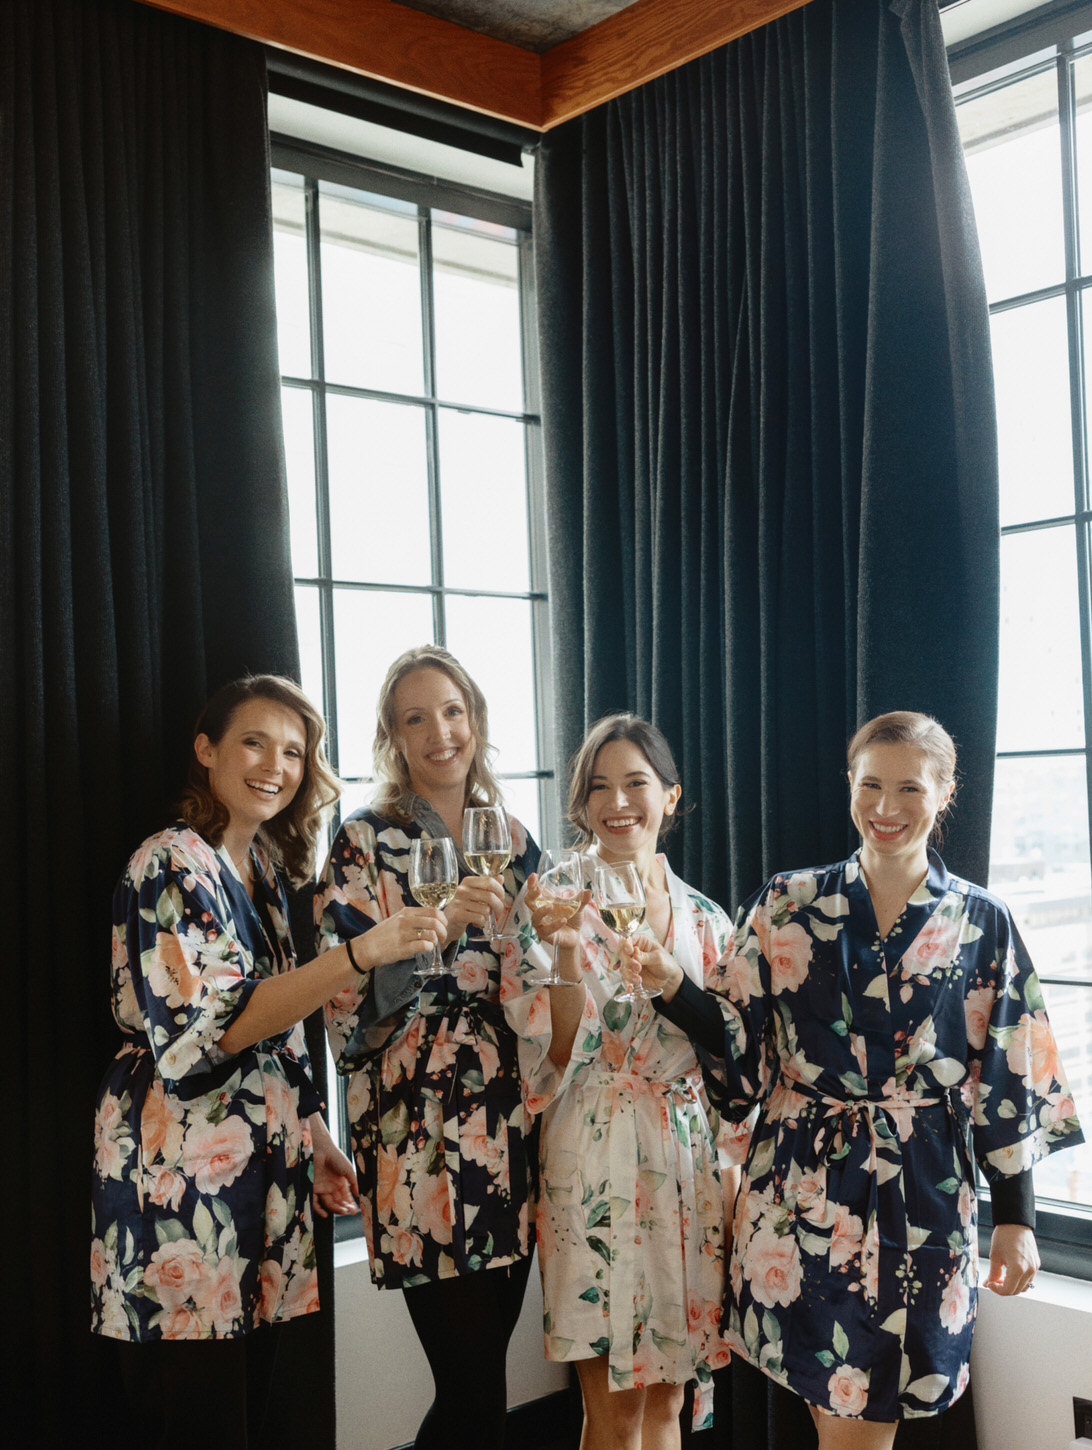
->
[[970, 1272, 1092, 1450], [334, 1244, 569, 1450]]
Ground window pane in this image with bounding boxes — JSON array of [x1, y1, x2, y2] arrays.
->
[[294, 584, 324, 720], [283, 386, 318, 577], [326, 396, 432, 587], [990, 755, 1092, 982], [958, 70, 1064, 301], [997, 527, 1084, 752], [1036, 982, 1092, 1210], [319, 189, 424, 395], [439, 412, 530, 592], [991, 298, 1074, 526], [333, 589, 435, 778], [499, 777, 542, 853], [432, 222, 523, 411], [445, 595, 538, 774], [272, 176, 311, 379], [1073, 54, 1092, 275]]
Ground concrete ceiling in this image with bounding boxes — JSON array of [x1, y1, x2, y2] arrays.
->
[[395, 1, 644, 53]]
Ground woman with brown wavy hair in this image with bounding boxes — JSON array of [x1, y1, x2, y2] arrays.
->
[[92, 674, 447, 1448]]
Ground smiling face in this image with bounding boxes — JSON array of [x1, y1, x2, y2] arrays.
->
[[849, 740, 952, 874], [585, 738, 680, 867], [194, 697, 306, 840], [391, 667, 475, 802]]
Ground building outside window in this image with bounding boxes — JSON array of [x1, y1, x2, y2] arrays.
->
[[953, 4, 1092, 1251]]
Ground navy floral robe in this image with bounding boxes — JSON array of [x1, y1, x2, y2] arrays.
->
[[315, 798, 538, 1289], [91, 826, 321, 1341], [710, 850, 1082, 1421]]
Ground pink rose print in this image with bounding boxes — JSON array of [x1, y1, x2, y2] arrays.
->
[[147, 930, 202, 1008], [182, 1116, 253, 1194], [964, 987, 994, 1052], [827, 1365, 869, 1416], [744, 1225, 802, 1308], [260, 1260, 285, 1320], [455, 956, 489, 993], [939, 1271, 970, 1335], [411, 1171, 454, 1244], [141, 1080, 182, 1164], [90, 1239, 113, 1288], [144, 1239, 209, 1310], [829, 1204, 864, 1269], [755, 914, 812, 994], [901, 915, 960, 978], [159, 1305, 204, 1338], [1005, 1011, 1062, 1095], [148, 1167, 188, 1213], [194, 1256, 243, 1333]]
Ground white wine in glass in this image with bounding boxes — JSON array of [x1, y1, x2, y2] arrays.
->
[[462, 806, 513, 939], [594, 860, 659, 1002], [527, 849, 585, 988], [409, 837, 457, 978]]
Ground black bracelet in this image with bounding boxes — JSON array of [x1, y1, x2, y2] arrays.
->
[[345, 936, 366, 975]]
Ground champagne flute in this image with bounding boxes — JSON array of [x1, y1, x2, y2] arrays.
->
[[526, 849, 584, 988], [408, 837, 458, 978], [593, 860, 660, 1002], [462, 806, 513, 939]]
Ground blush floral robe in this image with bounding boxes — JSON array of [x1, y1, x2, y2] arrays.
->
[[711, 850, 1083, 1421], [91, 826, 321, 1341], [502, 855, 749, 1428], [316, 800, 538, 1289]]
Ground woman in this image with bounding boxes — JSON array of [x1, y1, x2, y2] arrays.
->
[[504, 714, 745, 1449], [662, 711, 1083, 1449], [314, 645, 538, 1450], [91, 675, 446, 1445]]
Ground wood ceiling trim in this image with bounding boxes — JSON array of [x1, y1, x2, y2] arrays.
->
[[542, 0, 815, 126], [137, 0, 544, 126], [135, 0, 817, 130]]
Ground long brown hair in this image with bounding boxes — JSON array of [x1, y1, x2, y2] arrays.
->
[[567, 713, 683, 849], [178, 674, 340, 885], [372, 645, 502, 825]]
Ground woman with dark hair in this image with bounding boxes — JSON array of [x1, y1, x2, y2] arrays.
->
[[314, 645, 539, 1450], [91, 675, 446, 1447], [503, 713, 747, 1450], [640, 710, 1083, 1449]]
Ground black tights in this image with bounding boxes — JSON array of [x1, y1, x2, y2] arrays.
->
[[117, 1328, 280, 1450], [402, 1257, 533, 1450]]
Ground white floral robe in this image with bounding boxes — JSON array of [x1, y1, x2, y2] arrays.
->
[[502, 854, 748, 1427]]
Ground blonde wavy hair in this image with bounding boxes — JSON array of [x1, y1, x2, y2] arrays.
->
[[372, 645, 502, 825], [178, 674, 340, 885]]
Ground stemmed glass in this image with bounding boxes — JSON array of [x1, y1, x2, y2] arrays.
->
[[593, 860, 660, 1002], [462, 806, 515, 940], [526, 849, 585, 988], [408, 837, 458, 978]]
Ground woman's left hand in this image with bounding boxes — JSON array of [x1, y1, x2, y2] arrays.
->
[[984, 1223, 1039, 1295], [309, 1114, 360, 1218], [440, 874, 508, 946], [624, 936, 685, 1002]]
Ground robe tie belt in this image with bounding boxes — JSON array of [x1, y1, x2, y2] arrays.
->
[[771, 1073, 948, 1303], [581, 1068, 715, 1422]]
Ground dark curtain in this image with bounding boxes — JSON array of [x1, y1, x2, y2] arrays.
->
[[534, 0, 994, 1445], [0, 1, 333, 1446], [535, 0, 998, 907]]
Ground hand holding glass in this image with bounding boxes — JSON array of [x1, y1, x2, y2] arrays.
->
[[462, 806, 513, 939], [408, 838, 457, 978], [527, 850, 584, 987], [594, 861, 660, 1001]]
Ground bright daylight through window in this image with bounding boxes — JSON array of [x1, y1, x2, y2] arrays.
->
[[955, 17, 1092, 1223], [270, 155, 550, 853]]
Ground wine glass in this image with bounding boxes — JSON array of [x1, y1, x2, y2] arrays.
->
[[408, 837, 458, 978], [462, 806, 513, 940], [593, 860, 660, 1002], [526, 849, 585, 988]]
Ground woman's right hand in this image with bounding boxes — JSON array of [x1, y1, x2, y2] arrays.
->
[[348, 907, 446, 972], [526, 873, 590, 948]]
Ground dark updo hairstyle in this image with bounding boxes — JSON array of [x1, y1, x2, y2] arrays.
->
[[847, 710, 957, 835], [178, 674, 340, 885], [567, 713, 683, 850]]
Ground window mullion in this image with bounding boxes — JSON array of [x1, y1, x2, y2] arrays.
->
[[418, 208, 446, 646]]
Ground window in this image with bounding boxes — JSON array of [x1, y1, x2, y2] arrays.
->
[[270, 143, 552, 845], [953, 4, 1092, 1265]]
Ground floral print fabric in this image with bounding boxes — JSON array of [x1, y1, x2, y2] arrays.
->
[[502, 857, 748, 1428], [316, 805, 538, 1289], [91, 826, 321, 1341], [712, 850, 1083, 1421]]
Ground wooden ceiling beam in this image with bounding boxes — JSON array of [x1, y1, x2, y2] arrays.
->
[[542, 0, 815, 127], [134, 0, 816, 131]]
